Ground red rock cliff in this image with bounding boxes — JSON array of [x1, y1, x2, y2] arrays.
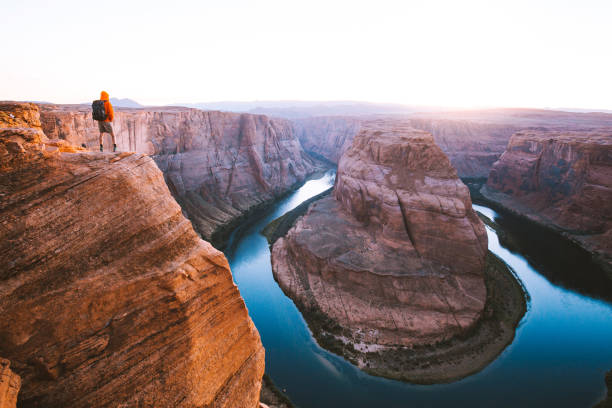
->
[[39, 104, 321, 247], [271, 121, 488, 346], [484, 130, 612, 271], [0, 102, 264, 407]]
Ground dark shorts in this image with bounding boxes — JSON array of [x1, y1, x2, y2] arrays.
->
[[98, 121, 113, 134]]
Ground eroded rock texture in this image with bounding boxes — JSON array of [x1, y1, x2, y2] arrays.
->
[[39, 104, 321, 247], [484, 130, 612, 271], [0, 359, 20, 408], [0, 102, 264, 407], [272, 121, 488, 346]]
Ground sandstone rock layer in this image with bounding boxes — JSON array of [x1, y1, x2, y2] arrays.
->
[[39, 104, 321, 247], [484, 130, 612, 271], [0, 359, 20, 408], [272, 122, 488, 346], [0, 102, 264, 407]]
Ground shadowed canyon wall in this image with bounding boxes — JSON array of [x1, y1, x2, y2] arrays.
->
[[0, 102, 264, 407], [483, 130, 612, 273], [39, 104, 322, 247]]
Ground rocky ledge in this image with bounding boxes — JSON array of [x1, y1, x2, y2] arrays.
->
[[0, 102, 264, 407], [483, 130, 612, 275], [269, 122, 526, 382], [39, 104, 324, 248]]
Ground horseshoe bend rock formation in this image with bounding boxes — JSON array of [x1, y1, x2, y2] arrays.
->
[[0, 102, 264, 407], [39, 104, 321, 247], [271, 122, 489, 349], [484, 130, 612, 273]]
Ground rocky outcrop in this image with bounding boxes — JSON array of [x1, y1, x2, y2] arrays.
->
[[483, 130, 612, 272], [0, 359, 20, 408], [39, 104, 322, 247], [0, 102, 264, 407], [271, 122, 488, 348]]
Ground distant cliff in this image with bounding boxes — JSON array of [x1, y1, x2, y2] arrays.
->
[[0, 102, 264, 407], [39, 104, 323, 247], [483, 130, 612, 273], [292, 109, 612, 178], [292, 116, 517, 178], [292, 117, 362, 164]]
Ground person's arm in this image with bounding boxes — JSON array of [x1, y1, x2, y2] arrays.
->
[[107, 102, 114, 122]]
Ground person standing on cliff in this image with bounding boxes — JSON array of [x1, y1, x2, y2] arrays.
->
[[93, 91, 116, 152]]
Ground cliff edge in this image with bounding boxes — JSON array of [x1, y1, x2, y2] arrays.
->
[[0, 102, 264, 407]]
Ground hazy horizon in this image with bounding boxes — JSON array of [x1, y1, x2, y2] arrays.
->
[[13, 97, 612, 115], [3, 0, 612, 110]]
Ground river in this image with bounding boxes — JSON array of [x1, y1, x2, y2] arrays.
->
[[226, 170, 612, 408]]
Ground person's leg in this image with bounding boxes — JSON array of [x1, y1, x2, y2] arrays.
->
[[110, 127, 117, 152], [98, 121, 104, 152]]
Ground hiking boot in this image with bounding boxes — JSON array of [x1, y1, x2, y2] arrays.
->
[[100, 144, 103, 152]]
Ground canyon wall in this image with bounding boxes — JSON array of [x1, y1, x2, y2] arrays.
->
[[484, 130, 612, 272], [292, 116, 517, 178], [272, 121, 488, 347], [0, 102, 264, 407], [39, 104, 322, 247], [292, 109, 612, 178], [292, 117, 362, 164], [406, 118, 518, 177]]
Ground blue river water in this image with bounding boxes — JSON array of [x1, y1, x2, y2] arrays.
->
[[226, 171, 612, 408]]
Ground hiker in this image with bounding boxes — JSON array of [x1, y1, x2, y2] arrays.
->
[[92, 91, 116, 152]]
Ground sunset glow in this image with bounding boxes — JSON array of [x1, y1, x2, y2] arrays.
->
[[2, 0, 611, 109]]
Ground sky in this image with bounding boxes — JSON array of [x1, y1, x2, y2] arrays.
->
[[2, 0, 611, 109]]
